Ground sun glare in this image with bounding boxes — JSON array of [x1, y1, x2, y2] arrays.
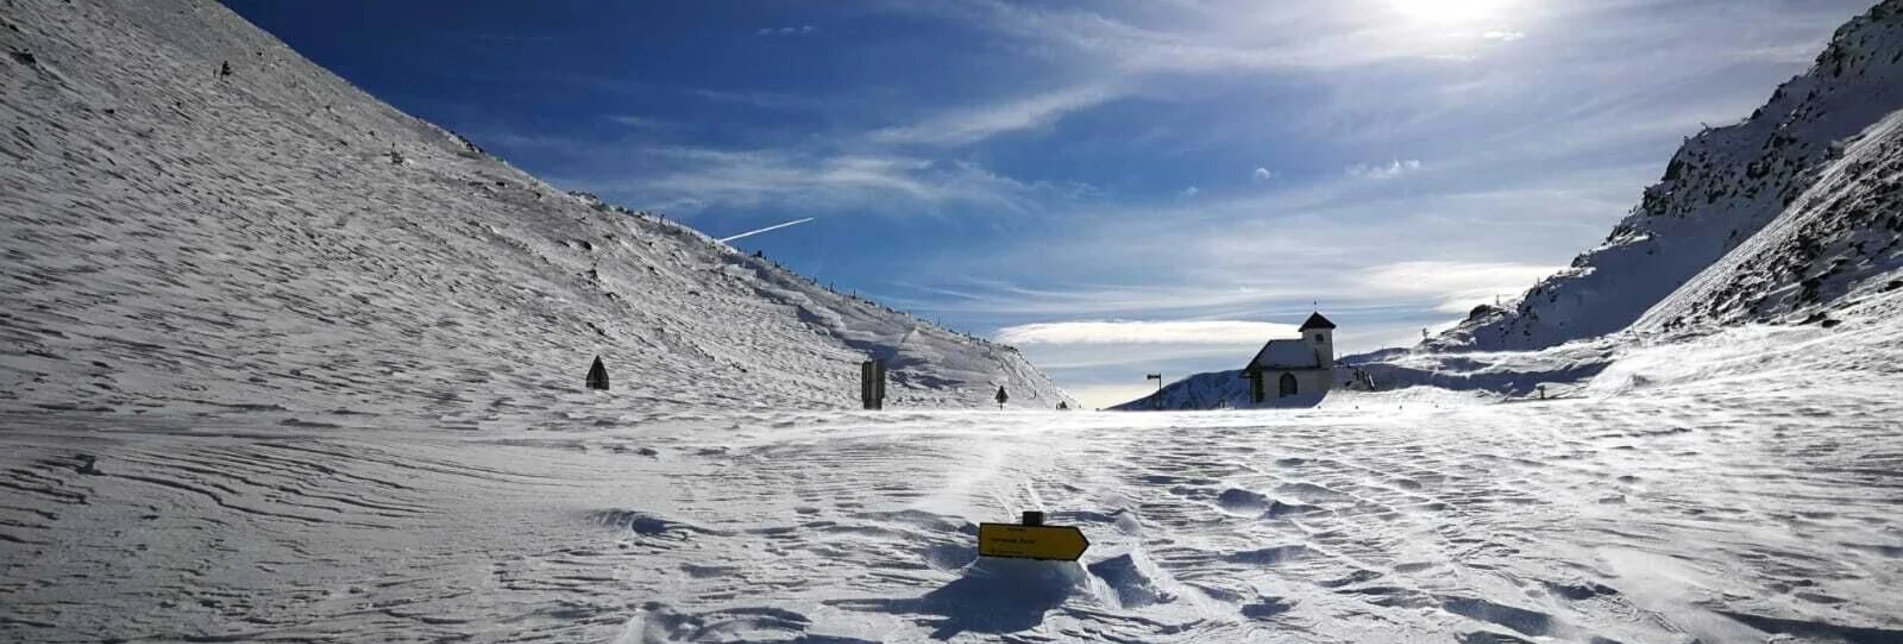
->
[[1389, 0, 1515, 24]]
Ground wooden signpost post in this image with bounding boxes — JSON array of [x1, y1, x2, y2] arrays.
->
[[977, 511, 1089, 561], [860, 360, 887, 410]]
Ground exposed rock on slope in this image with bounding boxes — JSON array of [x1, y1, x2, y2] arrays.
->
[[1433, 0, 1903, 351], [0, 0, 1069, 413], [1641, 109, 1903, 331]]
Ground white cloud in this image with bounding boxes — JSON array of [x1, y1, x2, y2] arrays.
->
[[1180, 185, 1200, 197], [996, 320, 1300, 345], [1351, 261, 1559, 313], [1346, 159, 1422, 179], [1483, 30, 1526, 42], [559, 146, 1077, 215], [887, 278, 1324, 318], [605, 115, 669, 129], [870, 82, 1123, 146], [1253, 167, 1275, 181], [900, 0, 1516, 77], [682, 88, 828, 111], [758, 25, 817, 36]]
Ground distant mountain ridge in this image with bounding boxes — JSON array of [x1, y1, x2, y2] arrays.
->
[[0, 0, 1070, 413]]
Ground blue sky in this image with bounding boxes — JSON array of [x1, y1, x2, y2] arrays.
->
[[224, 0, 1871, 408]]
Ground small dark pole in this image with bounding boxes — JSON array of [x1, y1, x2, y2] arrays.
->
[[1146, 373, 1163, 410], [860, 360, 887, 410], [1021, 511, 1044, 526], [1537, 384, 1547, 400]]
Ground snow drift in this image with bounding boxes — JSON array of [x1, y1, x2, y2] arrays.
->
[[0, 0, 1069, 414]]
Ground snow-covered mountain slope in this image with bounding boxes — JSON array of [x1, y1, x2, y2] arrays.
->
[[1639, 106, 1903, 332], [1433, 0, 1903, 352], [0, 0, 1068, 413]]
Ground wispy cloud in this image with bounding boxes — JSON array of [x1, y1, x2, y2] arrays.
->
[[887, 174, 1623, 339], [1346, 159, 1423, 179], [859, 1, 1532, 152], [756, 25, 818, 36], [887, 278, 1326, 318], [902, 0, 1519, 77], [1252, 167, 1275, 181], [605, 115, 670, 130], [1350, 261, 1559, 313], [456, 32, 558, 43], [997, 320, 1299, 345], [560, 146, 1086, 215], [1483, 30, 1526, 42], [681, 88, 830, 112], [870, 82, 1123, 146]]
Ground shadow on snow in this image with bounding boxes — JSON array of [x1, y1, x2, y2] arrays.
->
[[825, 557, 1087, 640]]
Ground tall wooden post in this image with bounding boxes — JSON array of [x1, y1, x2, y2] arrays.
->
[[860, 360, 886, 410]]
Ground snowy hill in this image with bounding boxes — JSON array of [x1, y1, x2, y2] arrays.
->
[[1110, 370, 1254, 411], [1432, 0, 1903, 352], [0, 0, 1069, 414]]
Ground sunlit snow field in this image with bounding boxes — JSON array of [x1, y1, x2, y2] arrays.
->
[[4, 0, 1903, 641], [6, 320, 1901, 643]]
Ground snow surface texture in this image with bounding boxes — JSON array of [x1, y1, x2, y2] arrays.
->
[[1434, 0, 1903, 352], [0, 0, 1069, 415], [5, 306, 1903, 642]]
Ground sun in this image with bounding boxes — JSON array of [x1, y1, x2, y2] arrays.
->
[[1388, 0, 1516, 24]]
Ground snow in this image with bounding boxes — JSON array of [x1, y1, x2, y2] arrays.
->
[[3, 0, 1903, 641], [6, 310, 1903, 641]]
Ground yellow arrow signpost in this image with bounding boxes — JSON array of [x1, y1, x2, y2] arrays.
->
[[977, 512, 1090, 561]]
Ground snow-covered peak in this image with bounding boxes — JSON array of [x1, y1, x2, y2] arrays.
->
[[1431, 0, 1903, 351]]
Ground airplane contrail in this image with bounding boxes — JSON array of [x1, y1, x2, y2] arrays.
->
[[717, 217, 814, 243]]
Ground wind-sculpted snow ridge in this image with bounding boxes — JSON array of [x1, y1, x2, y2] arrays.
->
[[0, 0, 1068, 415], [5, 309, 1902, 641], [1434, 0, 1903, 352]]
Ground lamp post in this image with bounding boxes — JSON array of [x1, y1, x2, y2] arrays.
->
[[1146, 373, 1162, 410]]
